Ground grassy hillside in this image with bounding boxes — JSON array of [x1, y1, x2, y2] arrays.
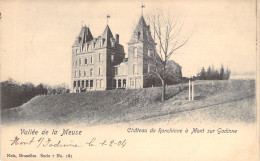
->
[[1, 80, 256, 125]]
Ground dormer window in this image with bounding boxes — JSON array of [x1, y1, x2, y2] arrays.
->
[[111, 38, 115, 47], [137, 31, 141, 39]]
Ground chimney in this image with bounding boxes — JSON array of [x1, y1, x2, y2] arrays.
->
[[116, 34, 119, 43]]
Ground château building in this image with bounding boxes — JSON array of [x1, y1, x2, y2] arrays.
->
[[71, 16, 181, 93]]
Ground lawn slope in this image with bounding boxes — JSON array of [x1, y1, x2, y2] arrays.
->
[[1, 80, 256, 125]]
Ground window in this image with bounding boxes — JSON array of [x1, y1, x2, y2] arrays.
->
[[90, 69, 93, 76], [73, 81, 76, 88], [85, 58, 87, 64], [79, 70, 81, 77], [75, 60, 77, 66], [99, 53, 102, 62], [111, 41, 115, 47], [114, 67, 118, 75], [135, 78, 138, 88], [96, 80, 99, 87], [134, 48, 138, 57], [118, 79, 121, 88], [90, 80, 93, 88], [84, 71, 86, 77], [77, 80, 80, 87], [79, 59, 82, 66], [100, 79, 103, 88], [74, 71, 77, 78], [137, 31, 141, 39], [123, 79, 126, 87], [148, 50, 151, 57], [111, 55, 114, 62], [82, 80, 85, 87], [86, 80, 89, 88], [130, 78, 134, 86], [148, 64, 151, 73], [91, 56, 93, 64], [133, 65, 137, 75], [99, 68, 101, 75]]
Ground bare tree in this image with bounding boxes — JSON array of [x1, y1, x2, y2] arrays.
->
[[145, 8, 189, 101]]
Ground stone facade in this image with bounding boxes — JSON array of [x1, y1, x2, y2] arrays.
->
[[71, 16, 181, 92]]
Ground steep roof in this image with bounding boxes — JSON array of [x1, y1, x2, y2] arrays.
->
[[101, 25, 114, 47], [73, 26, 93, 46], [128, 16, 151, 44]]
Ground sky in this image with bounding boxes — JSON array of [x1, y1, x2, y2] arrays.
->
[[0, 0, 257, 86]]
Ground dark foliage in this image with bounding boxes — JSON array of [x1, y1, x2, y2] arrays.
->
[[197, 65, 231, 80], [1, 80, 70, 109]]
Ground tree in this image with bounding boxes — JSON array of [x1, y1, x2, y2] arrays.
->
[[199, 67, 206, 80], [145, 9, 189, 101], [219, 64, 225, 80], [224, 67, 231, 80], [206, 66, 212, 80]]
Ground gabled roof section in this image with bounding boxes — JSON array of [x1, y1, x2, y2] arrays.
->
[[101, 25, 114, 47], [73, 26, 93, 46]]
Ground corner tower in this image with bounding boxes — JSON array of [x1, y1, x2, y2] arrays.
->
[[127, 16, 156, 88]]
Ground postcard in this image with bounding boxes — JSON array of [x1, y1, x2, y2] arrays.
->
[[1, 0, 259, 160]]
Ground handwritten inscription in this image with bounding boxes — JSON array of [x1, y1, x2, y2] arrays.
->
[[86, 137, 127, 148], [10, 136, 126, 148]]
